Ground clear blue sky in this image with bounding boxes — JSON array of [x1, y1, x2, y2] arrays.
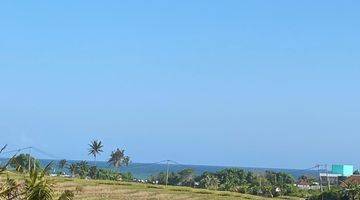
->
[[0, 0, 359, 169]]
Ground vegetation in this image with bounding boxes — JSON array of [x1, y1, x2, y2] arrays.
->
[[9, 154, 41, 173], [150, 168, 309, 198], [7, 140, 360, 200], [0, 145, 74, 200], [2, 175, 302, 200], [88, 140, 103, 165], [108, 148, 130, 171], [307, 184, 360, 200], [58, 159, 67, 173]]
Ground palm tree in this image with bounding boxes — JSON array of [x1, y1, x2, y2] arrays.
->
[[58, 159, 67, 173], [68, 163, 78, 177], [77, 161, 89, 178], [108, 148, 130, 171], [88, 140, 103, 165]]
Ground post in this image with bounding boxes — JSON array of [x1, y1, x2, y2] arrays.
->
[[325, 164, 330, 190], [165, 160, 170, 187], [317, 164, 323, 192]]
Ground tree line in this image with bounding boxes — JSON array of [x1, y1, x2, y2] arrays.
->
[[150, 167, 298, 198]]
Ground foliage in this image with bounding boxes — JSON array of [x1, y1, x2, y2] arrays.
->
[[121, 172, 134, 181], [265, 171, 295, 186], [96, 168, 121, 181], [24, 163, 54, 200], [216, 168, 248, 191], [68, 163, 79, 177], [149, 172, 179, 185], [177, 168, 196, 186], [58, 159, 67, 171], [88, 140, 103, 160], [58, 190, 75, 200], [150, 167, 301, 198], [77, 161, 89, 178], [108, 148, 130, 170], [306, 185, 360, 200], [307, 189, 343, 200], [0, 145, 76, 200], [199, 173, 219, 190], [9, 154, 41, 173]]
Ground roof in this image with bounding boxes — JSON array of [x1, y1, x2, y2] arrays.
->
[[319, 173, 341, 177], [340, 175, 360, 187], [297, 179, 310, 186]]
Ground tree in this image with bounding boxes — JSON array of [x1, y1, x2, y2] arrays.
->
[[77, 161, 89, 178], [216, 168, 247, 191], [200, 174, 219, 190], [149, 172, 178, 185], [108, 148, 130, 171], [88, 140, 103, 165], [58, 159, 67, 173], [178, 168, 196, 186], [68, 163, 78, 177], [342, 182, 360, 200], [88, 166, 98, 179], [9, 154, 41, 172]]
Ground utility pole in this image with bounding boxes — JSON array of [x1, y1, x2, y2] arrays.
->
[[317, 164, 323, 192], [165, 160, 170, 187], [325, 164, 330, 190]]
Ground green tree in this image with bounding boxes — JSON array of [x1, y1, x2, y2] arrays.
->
[[77, 161, 89, 178], [68, 163, 78, 177], [108, 148, 130, 171], [178, 168, 196, 186], [200, 173, 219, 190], [88, 166, 98, 179], [58, 159, 67, 173], [88, 140, 103, 165], [216, 168, 247, 191], [121, 172, 134, 181], [9, 154, 41, 172]]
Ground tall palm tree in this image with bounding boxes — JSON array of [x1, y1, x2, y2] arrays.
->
[[88, 140, 103, 165], [58, 159, 67, 173], [108, 148, 130, 171]]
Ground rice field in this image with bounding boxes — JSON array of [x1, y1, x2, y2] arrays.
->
[[51, 177, 302, 200], [1, 172, 303, 200]]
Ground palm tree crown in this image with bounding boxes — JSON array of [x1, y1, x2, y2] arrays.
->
[[88, 140, 103, 159], [68, 163, 78, 177], [108, 148, 130, 169], [58, 159, 67, 170]]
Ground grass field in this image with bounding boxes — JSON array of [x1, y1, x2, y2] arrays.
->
[[1, 172, 303, 200]]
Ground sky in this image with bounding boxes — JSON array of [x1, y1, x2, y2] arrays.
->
[[0, 0, 359, 169]]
